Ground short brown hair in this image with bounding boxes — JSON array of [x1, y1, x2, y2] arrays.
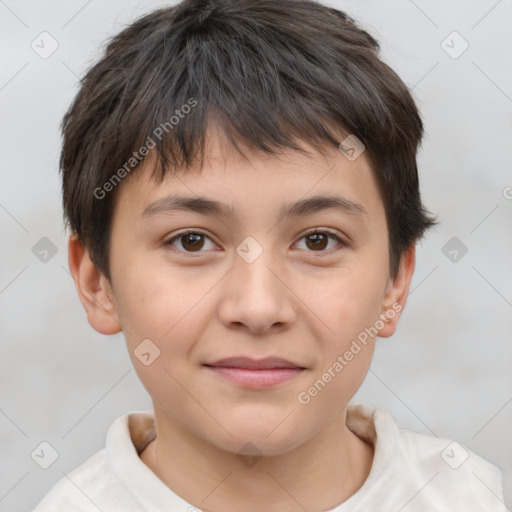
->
[[60, 0, 436, 280]]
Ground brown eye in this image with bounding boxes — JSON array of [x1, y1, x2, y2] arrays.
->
[[166, 231, 216, 253], [181, 233, 204, 251], [305, 232, 329, 251], [295, 230, 345, 253]]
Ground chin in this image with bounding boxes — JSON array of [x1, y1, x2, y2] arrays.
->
[[210, 417, 310, 458]]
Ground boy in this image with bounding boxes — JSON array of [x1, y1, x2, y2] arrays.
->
[[33, 0, 506, 510]]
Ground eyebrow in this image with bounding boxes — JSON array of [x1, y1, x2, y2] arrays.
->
[[142, 194, 366, 220]]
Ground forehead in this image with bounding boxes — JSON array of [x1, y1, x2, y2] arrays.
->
[[113, 129, 385, 229]]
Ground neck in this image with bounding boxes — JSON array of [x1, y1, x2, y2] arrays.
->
[[140, 406, 374, 512]]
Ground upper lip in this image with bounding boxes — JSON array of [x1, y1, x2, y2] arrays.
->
[[204, 357, 305, 370]]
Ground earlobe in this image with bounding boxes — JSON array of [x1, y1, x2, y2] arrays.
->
[[67, 235, 122, 335], [377, 244, 416, 338]]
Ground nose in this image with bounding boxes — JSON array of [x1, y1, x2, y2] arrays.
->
[[217, 247, 297, 335]]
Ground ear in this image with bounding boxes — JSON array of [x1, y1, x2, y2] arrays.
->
[[377, 243, 416, 338], [67, 234, 122, 335]]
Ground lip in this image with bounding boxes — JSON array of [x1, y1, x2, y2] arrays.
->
[[203, 357, 306, 389], [206, 357, 304, 370]]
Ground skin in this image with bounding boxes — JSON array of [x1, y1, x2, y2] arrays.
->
[[69, 128, 415, 512]]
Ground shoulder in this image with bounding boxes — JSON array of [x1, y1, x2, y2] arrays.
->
[[399, 427, 505, 509], [31, 413, 145, 511], [31, 449, 125, 511], [346, 403, 507, 511]]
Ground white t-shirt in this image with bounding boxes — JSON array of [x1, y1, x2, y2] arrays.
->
[[32, 402, 506, 511]]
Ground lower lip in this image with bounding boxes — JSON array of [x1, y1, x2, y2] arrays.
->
[[204, 366, 304, 388]]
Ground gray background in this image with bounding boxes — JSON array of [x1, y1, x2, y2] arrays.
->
[[1, 0, 511, 510]]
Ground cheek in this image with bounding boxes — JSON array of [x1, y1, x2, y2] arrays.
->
[[117, 280, 210, 417], [113, 261, 216, 341], [291, 265, 384, 397], [112, 261, 218, 377], [317, 265, 386, 340]]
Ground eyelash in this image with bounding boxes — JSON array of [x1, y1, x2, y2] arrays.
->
[[164, 228, 347, 255]]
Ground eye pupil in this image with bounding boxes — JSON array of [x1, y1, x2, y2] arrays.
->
[[306, 233, 328, 250]]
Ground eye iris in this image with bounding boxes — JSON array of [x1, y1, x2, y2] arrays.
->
[[306, 233, 328, 250], [182, 233, 204, 251]]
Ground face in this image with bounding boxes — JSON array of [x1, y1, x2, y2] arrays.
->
[[73, 129, 413, 457]]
